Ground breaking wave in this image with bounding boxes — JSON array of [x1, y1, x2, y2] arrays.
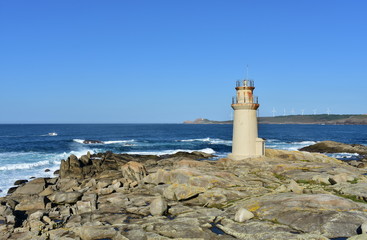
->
[[178, 138, 232, 146], [0, 160, 51, 171], [73, 139, 135, 145], [126, 148, 216, 156]]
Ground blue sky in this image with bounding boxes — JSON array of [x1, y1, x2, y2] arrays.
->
[[0, 0, 366, 123]]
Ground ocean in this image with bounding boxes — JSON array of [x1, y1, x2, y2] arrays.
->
[[0, 124, 366, 196]]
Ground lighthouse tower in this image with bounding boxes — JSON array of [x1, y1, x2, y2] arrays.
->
[[228, 79, 265, 160]]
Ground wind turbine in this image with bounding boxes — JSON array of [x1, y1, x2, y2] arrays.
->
[[313, 109, 317, 115], [301, 109, 305, 115], [272, 107, 277, 117], [327, 108, 331, 115]]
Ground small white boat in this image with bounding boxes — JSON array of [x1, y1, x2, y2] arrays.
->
[[48, 132, 58, 136]]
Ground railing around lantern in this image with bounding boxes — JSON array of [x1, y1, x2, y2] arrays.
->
[[232, 96, 258, 104], [236, 79, 254, 87]]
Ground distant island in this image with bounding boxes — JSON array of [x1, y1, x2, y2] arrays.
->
[[184, 114, 367, 125]]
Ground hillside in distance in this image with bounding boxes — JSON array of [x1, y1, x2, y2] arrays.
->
[[183, 114, 367, 125]]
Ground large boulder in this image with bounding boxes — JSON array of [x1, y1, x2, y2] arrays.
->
[[12, 178, 46, 195], [15, 196, 46, 211]]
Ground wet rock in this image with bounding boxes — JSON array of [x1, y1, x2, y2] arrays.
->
[[14, 180, 28, 186], [83, 140, 103, 144], [7, 187, 18, 195]]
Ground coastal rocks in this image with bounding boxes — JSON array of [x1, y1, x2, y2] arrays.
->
[[149, 196, 167, 216], [82, 140, 103, 144], [217, 218, 328, 240], [333, 182, 367, 202], [163, 183, 206, 201], [12, 178, 46, 195], [287, 179, 304, 194], [300, 140, 367, 156], [49, 191, 83, 204], [15, 196, 46, 211], [3, 149, 367, 239], [144, 168, 240, 189], [121, 161, 147, 182], [234, 193, 367, 238], [234, 208, 254, 222], [74, 225, 118, 240], [13, 180, 28, 186], [60, 154, 83, 179], [266, 148, 341, 163]]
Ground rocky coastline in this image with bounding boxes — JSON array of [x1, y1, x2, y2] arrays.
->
[[2, 145, 367, 239], [184, 114, 367, 125]]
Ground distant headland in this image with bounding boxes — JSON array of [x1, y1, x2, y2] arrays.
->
[[184, 114, 367, 125]]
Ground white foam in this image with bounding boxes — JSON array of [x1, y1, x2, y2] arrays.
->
[[179, 138, 232, 146], [290, 141, 317, 145], [0, 152, 38, 158], [103, 140, 135, 145], [73, 139, 135, 145], [0, 160, 50, 170], [58, 149, 96, 159], [127, 148, 216, 156], [180, 138, 211, 142], [264, 139, 318, 151], [327, 152, 360, 159]]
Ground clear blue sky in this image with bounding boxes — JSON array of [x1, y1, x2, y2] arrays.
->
[[1, 0, 366, 123]]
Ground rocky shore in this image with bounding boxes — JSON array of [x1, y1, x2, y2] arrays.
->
[[1, 147, 367, 239]]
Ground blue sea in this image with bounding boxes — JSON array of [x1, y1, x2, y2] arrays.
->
[[0, 124, 366, 196]]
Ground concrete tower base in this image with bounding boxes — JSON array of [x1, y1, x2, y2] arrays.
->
[[228, 138, 265, 160]]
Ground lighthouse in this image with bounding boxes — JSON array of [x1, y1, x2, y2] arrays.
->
[[228, 79, 265, 160]]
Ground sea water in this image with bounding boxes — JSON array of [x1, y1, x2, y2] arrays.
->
[[0, 124, 366, 196]]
